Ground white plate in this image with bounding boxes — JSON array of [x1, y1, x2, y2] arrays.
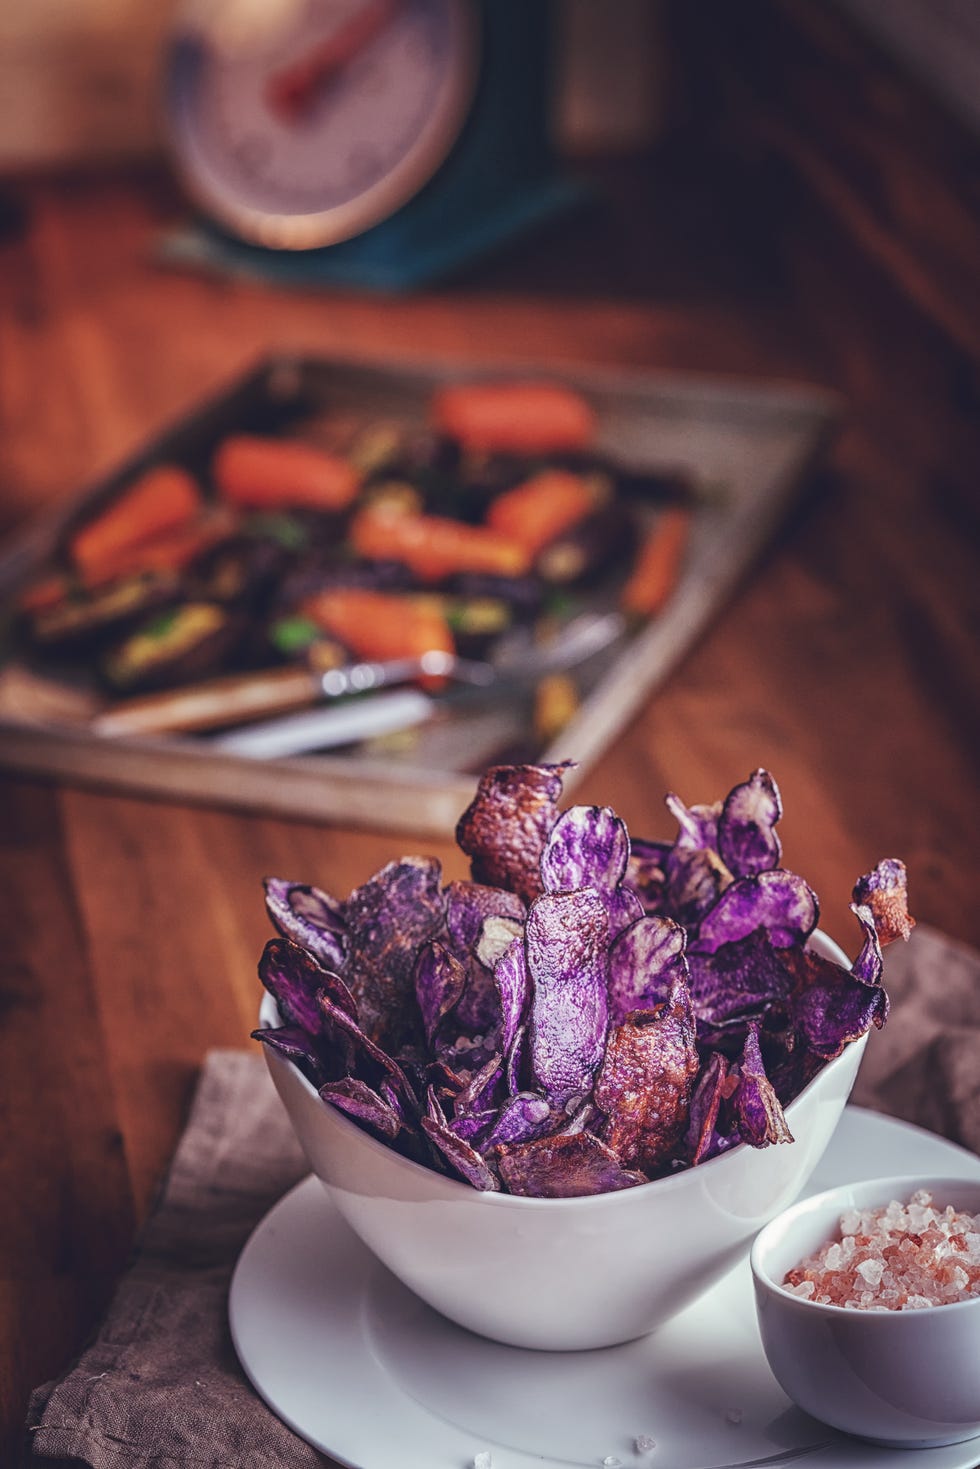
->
[[230, 1107, 980, 1469]]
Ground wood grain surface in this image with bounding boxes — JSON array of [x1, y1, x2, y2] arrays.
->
[[2, 5, 979, 1458]]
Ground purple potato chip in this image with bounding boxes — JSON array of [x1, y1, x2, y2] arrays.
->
[[607, 915, 688, 1026], [686, 928, 793, 1030], [663, 846, 733, 927], [554, 1096, 600, 1137], [605, 884, 645, 938], [784, 945, 889, 1059], [625, 838, 670, 915], [450, 1108, 497, 1144], [692, 870, 818, 954], [482, 1092, 553, 1149], [540, 805, 629, 895], [258, 937, 358, 1033], [343, 856, 445, 1051], [455, 762, 572, 904], [495, 1131, 647, 1198], [505, 1023, 527, 1095], [526, 888, 610, 1106], [594, 977, 700, 1174], [852, 860, 915, 945], [453, 1051, 505, 1116], [685, 1049, 737, 1165], [420, 1114, 500, 1190], [732, 1023, 794, 1147], [426, 1082, 448, 1128], [251, 1024, 328, 1086], [445, 880, 525, 955], [475, 914, 523, 971], [452, 952, 504, 1037], [320, 1077, 404, 1139], [664, 794, 722, 850], [850, 902, 886, 988], [264, 877, 347, 970], [493, 937, 529, 1056], [717, 769, 782, 878], [317, 993, 416, 1104], [414, 941, 467, 1048]]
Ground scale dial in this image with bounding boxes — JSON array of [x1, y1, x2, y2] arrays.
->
[[166, 0, 478, 249]]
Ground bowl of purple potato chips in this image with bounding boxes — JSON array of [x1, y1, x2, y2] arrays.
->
[[255, 763, 914, 1350]]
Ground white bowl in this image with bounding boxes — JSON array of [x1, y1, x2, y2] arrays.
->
[[260, 931, 866, 1351], [751, 1175, 980, 1448]]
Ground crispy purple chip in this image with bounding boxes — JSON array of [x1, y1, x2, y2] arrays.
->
[[317, 993, 416, 1104], [540, 805, 629, 894], [493, 936, 529, 1056], [453, 1051, 505, 1116], [594, 977, 700, 1174], [852, 859, 915, 945], [685, 1049, 737, 1165], [342, 856, 444, 1051], [607, 915, 688, 1026], [785, 939, 889, 1060], [258, 937, 358, 1033], [625, 837, 670, 915], [495, 1130, 647, 1197], [693, 870, 818, 954], [264, 877, 347, 970], [665, 793, 722, 850], [445, 880, 525, 955], [717, 769, 783, 878], [686, 928, 793, 1030], [482, 1092, 553, 1150], [414, 941, 467, 1048], [663, 845, 732, 927], [450, 1108, 496, 1144], [526, 888, 609, 1106], [420, 1114, 500, 1190], [455, 762, 572, 904], [320, 1076, 404, 1140], [252, 1024, 328, 1086], [850, 902, 886, 988], [732, 1023, 794, 1147]]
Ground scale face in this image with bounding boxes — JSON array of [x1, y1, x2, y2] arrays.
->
[[166, 0, 479, 249]]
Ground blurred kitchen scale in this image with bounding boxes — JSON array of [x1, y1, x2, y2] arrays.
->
[[163, 0, 586, 289]]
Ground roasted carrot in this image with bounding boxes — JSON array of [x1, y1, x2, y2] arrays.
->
[[70, 465, 202, 575], [620, 507, 692, 618], [430, 380, 596, 455], [350, 505, 531, 583], [301, 588, 454, 688], [77, 508, 238, 590], [485, 469, 601, 558], [213, 435, 359, 512]]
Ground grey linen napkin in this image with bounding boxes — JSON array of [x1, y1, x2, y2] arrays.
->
[[25, 926, 980, 1467], [26, 1049, 332, 1469]]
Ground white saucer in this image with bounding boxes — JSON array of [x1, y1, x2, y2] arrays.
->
[[230, 1107, 980, 1469]]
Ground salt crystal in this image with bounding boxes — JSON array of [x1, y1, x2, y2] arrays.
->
[[601, 1457, 622, 1467], [856, 1257, 884, 1287], [725, 1409, 743, 1426], [634, 1435, 657, 1454], [472, 1452, 492, 1469]]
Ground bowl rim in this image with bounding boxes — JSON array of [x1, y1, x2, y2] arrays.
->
[[258, 926, 870, 1210], [750, 1172, 980, 1318]]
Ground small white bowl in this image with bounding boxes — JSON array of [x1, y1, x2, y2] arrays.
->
[[259, 930, 868, 1351], [751, 1174, 980, 1448]]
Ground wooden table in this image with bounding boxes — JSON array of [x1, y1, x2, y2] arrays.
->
[[2, 15, 979, 1456]]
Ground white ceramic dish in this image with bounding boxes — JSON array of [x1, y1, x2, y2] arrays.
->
[[751, 1174, 980, 1449], [230, 1106, 980, 1469], [258, 931, 867, 1350]]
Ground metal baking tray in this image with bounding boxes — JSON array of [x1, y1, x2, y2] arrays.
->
[[0, 353, 838, 835]]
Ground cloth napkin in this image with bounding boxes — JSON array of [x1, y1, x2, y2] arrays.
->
[[25, 924, 980, 1468]]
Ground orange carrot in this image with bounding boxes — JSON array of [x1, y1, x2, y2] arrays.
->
[[620, 507, 691, 618], [77, 508, 238, 590], [71, 465, 202, 575], [430, 380, 596, 454], [213, 435, 359, 512], [485, 469, 601, 557], [301, 588, 454, 688], [350, 505, 531, 583]]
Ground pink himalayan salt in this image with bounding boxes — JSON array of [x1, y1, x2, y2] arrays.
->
[[783, 1188, 980, 1310]]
